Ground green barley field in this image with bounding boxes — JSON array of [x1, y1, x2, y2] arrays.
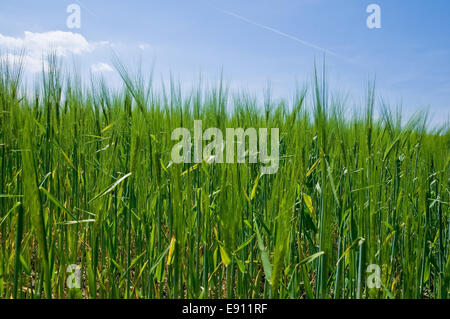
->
[[0, 56, 449, 299]]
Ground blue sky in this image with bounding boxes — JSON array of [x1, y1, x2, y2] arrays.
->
[[0, 0, 448, 126]]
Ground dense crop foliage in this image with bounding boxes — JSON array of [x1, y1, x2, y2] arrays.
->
[[0, 56, 449, 299]]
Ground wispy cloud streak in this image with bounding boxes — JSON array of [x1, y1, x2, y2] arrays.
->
[[212, 5, 340, 58]]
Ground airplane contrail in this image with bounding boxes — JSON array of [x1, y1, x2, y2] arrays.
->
[[212, 5, 341, 58]]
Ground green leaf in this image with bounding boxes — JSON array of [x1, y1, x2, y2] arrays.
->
[[255, 221, 272, 282], [233, 234, 255, 254], [219, 246, 231, 266], [299, 251, 324, 266], [39, 187, 77, 220], [89, 172, 132, 203]]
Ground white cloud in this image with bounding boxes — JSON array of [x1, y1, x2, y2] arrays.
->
[[91, 62, 114, 73], [0, 31, 93, 56], [0, 31, 108, 72], [138, 43, 151, 51], [0, 53, 44, 73]]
